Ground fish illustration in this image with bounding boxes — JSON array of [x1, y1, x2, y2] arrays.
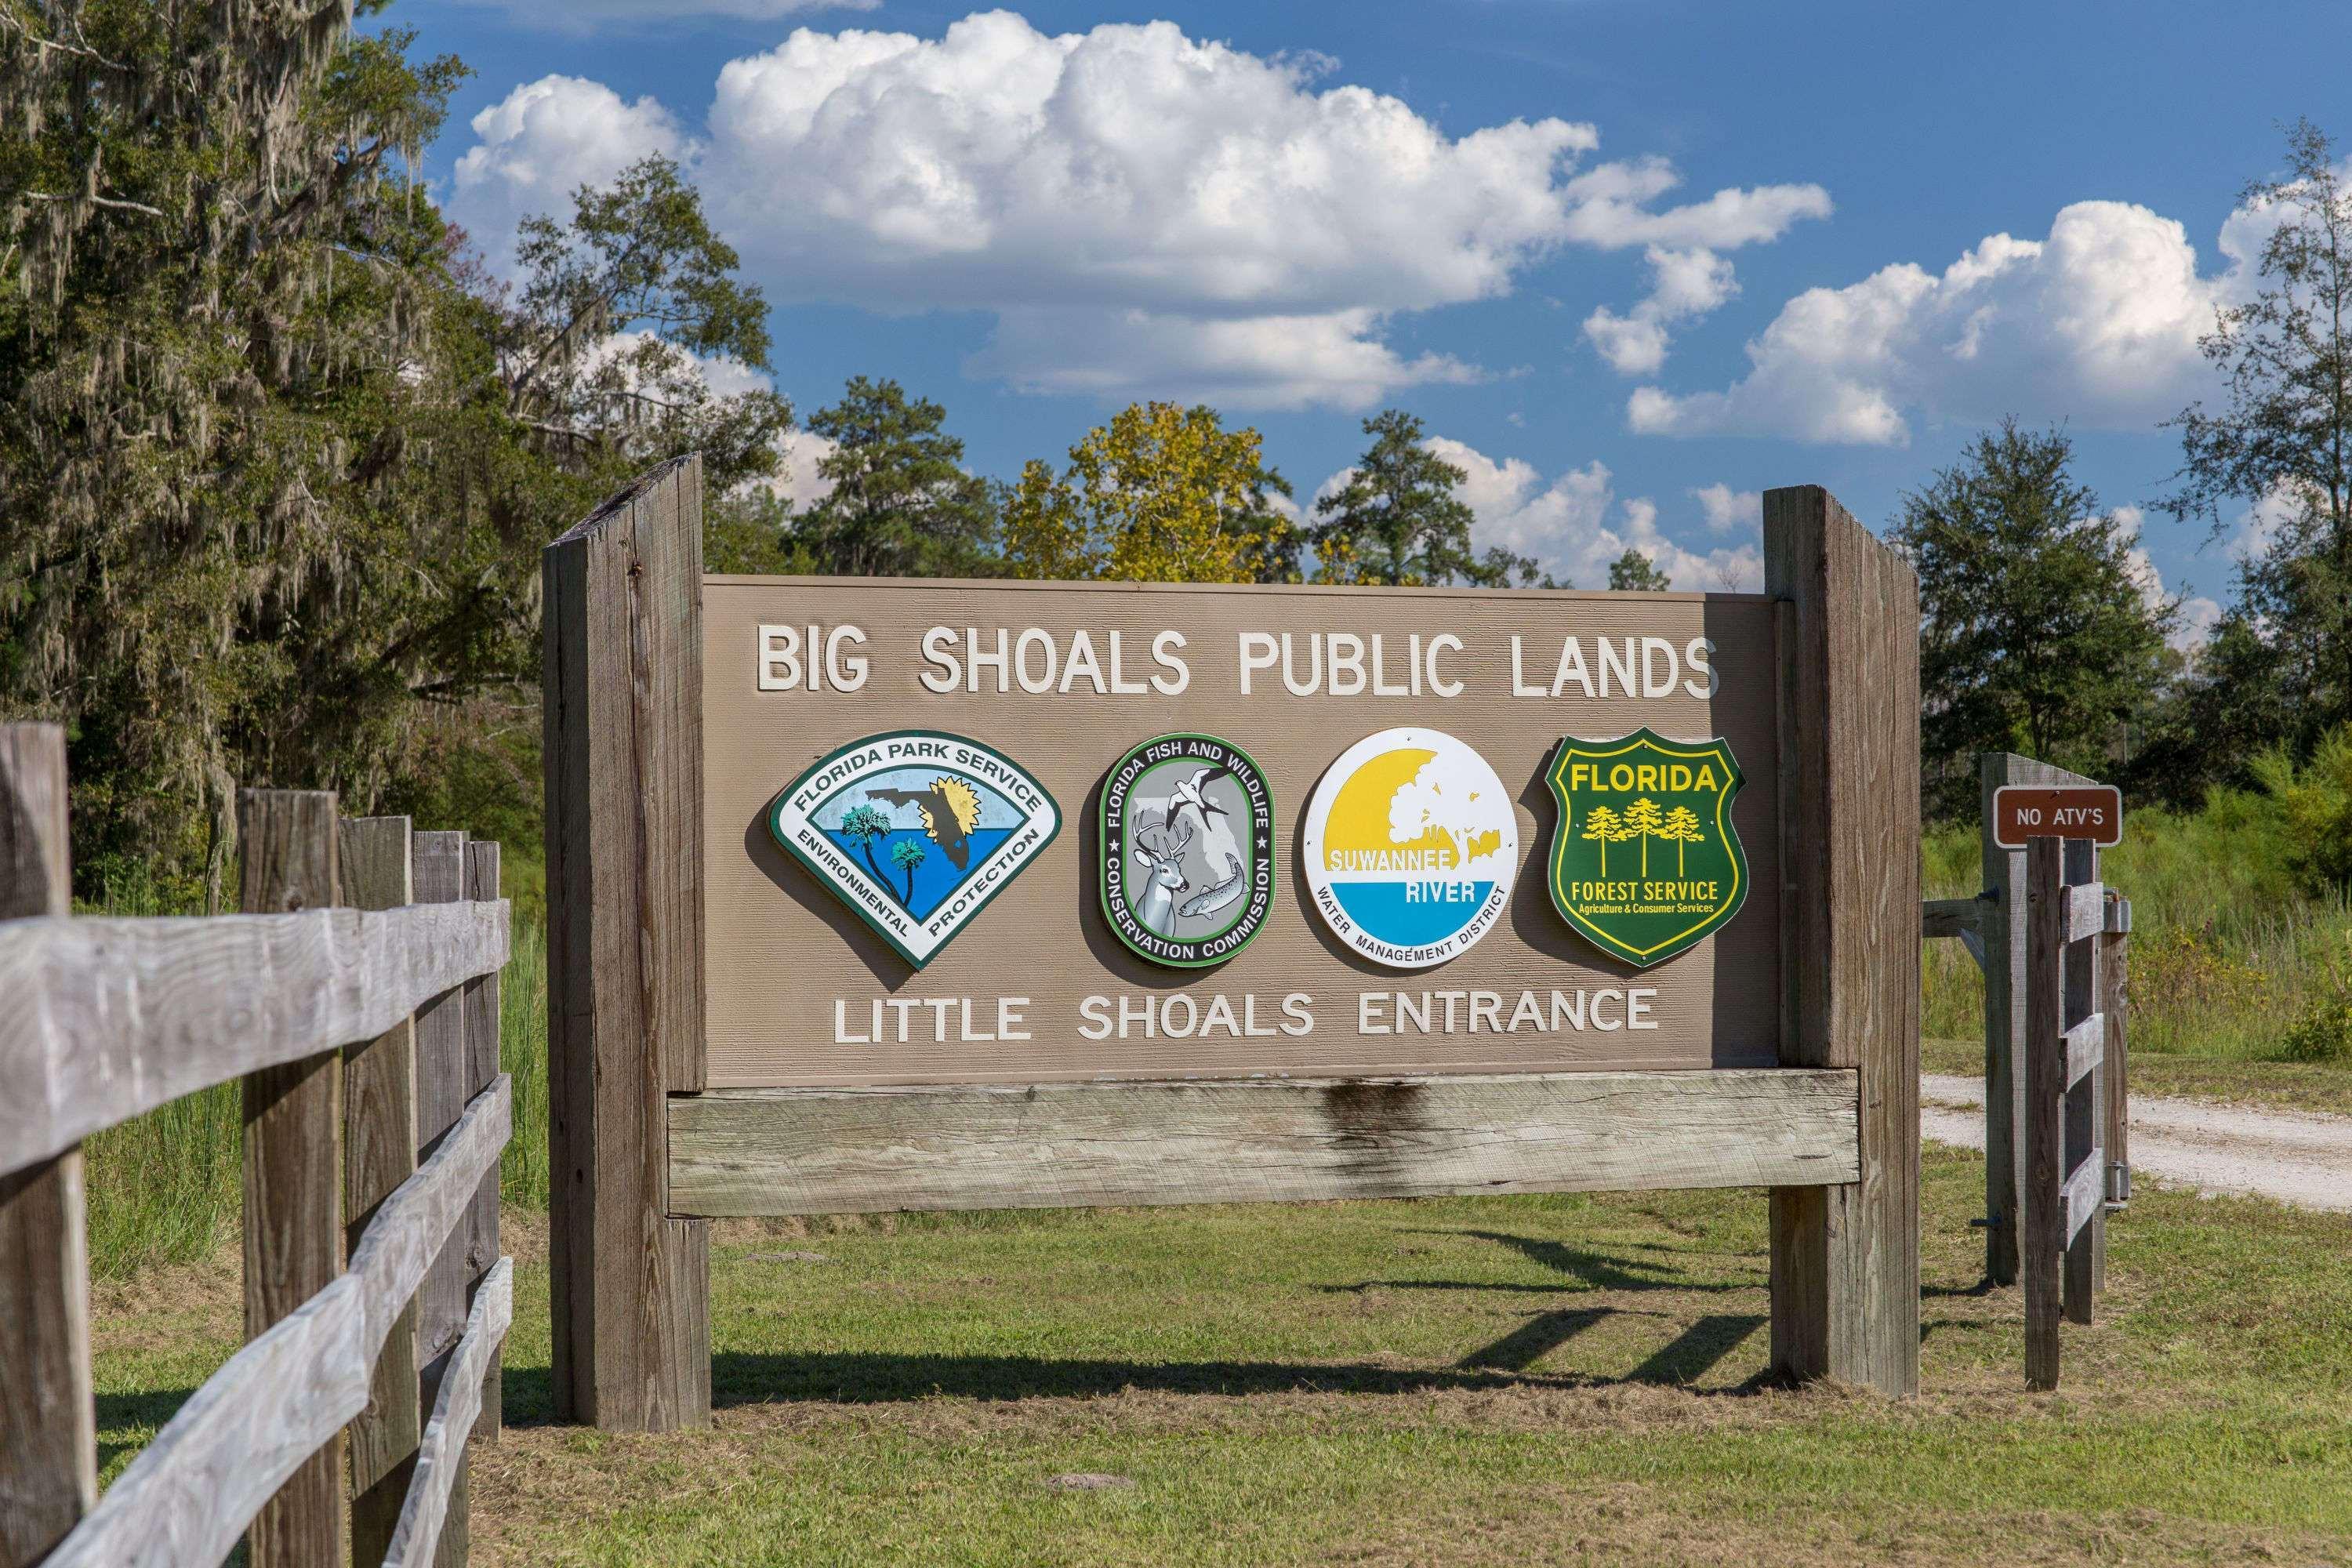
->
[[868, 776, 982, 869], [1178, 853, 1247, 920]]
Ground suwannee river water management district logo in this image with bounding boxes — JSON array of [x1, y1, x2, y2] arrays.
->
[[1544, 728, 1748, 969], [1301, 728, 1519, 970]]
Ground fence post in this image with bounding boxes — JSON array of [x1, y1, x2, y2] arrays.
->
[[2024, 835, 2064, 1388], [412, 829, 473, 1567], [239, 788, 347, 1568], [342, 816, 420, 1566], [462, 841, 504, 1444], [0, 724, 94, 1568], [2099, 897, 2130, 1294], [1763, 485, 1922, 1398], [543, 455, 713, 1430], [2061, 840, 2102, 1325]]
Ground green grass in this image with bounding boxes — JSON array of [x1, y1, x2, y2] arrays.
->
[[88, 1149, 2352, 1566], [1922, 804, 2352, 1067], [83, 920, 554, 1279]]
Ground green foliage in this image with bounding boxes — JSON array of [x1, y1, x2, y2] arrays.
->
[[2250, 726, 2352, 895], [0, 5, 787, 898], [2150, 120, 2352, 801], [1607, 548, 1671, 592], [1892, 419, 2173, 818], [1003, 401, 1295, 584], [1309, 409, 1541, 586], [787, 377, 996, 578]]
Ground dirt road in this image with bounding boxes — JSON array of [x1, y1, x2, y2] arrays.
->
[[1922, 1073, 2352, 1214]]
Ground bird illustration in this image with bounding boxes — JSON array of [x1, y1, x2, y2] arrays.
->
[[867, 776, 983, 869], [1168, 765, 1233, 834]]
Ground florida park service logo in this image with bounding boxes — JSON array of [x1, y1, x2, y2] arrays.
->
[[1099, 733, 1275, 968], [1544, 728, 1748, 968], [768, 731, 1059, 970], [1301, 728, 1518, 969]]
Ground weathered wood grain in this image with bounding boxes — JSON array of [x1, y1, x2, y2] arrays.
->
[[461, 842, 504, 1447], [348, 1078, 512, 1358], [1918, 898, 1979, 941], [2061, 840, 2101, 1327], [383, 1259, 513, 1568], [2063, 884, 2108, 944], [410, 831, 472, 1568], [45, 1272, 370, 1568], [544, 455, 711, 1431], [0, 723, 95, 1568], [0, 901, 510, 1177], [2024, 836, 2064, 1390], [239, 789, 348, 1568], [1763, 485, 1922, 1399], [1979, 752, 2095, 1285], [2100, 921, 2130, 1185], [2061, 1156, 2102, 1247], [669, 1069, 1859, 1216], [2062, 1013, 2105, 1089], [340, 816, 421, 1568], [43, 1076, 508, 1568]]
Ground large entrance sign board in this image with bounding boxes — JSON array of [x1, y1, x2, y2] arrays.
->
[[542, 461, 1922, 1433]]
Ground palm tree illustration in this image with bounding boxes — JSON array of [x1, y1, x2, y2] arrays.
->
[[890, 837, 929, 907], [1581, 802, 1625, 876], [840, 804, 894, 886], [1624, 796, 1665, 877], [1662, 804, 1705, 875]]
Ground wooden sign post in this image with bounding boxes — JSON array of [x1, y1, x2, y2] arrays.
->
[[543, 469, 1922, 1424]]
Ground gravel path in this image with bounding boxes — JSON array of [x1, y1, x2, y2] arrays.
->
[[1921, 1073, 2352, 1214]]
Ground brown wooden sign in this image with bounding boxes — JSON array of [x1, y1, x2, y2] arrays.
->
[[701, 577, 1786, 1090], [1991, 784, 2122, 849], [540, 463, 1926, 1425]]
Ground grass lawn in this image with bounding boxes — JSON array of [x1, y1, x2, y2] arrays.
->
[[90, 1143, 2352, 1566]]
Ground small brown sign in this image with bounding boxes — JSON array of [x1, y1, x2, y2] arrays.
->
[[1991, 784, 2122, 849]]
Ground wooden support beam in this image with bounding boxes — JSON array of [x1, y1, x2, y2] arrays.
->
[[670, 1069, 1861, 1216], [2062, 1013, 2105, 1090], [2024, 836, 2064, 1390], [2061, 840, 2102, 1327], [340, 816, 419, 1568], [462, 842, 504, 1446], [239, 789, 347, 1568], [543, 456, 712, 1432], [0, 724, 94, 1568], [1764, 485, 1922, 1399], [0, 902, 508, 1176], [2062, 1157, 2103, 1247], [411, 830, 472, 1568]]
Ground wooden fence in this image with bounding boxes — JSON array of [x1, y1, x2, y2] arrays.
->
[[0, 724, 515, 1567]]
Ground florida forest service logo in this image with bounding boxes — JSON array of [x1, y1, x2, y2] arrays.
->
[[1544, 728, 1748, 968], [1098, 733, 1275, 967], [768, 730, 1059, 970], [1301, 728, 1518, 970]]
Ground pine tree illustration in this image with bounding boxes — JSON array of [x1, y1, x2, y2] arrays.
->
[[1624, 797, 1665, 877], [1662, 804, 1705, 875], [1581, 803, 1624, 877]]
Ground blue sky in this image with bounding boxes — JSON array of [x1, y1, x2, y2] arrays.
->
[[392, 0, 2351, 623]]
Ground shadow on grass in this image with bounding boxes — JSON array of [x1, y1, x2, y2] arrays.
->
[[95, 1388, 197, 1472]]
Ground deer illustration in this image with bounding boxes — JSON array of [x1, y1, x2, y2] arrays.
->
[[1130, 810, 1194, 938]]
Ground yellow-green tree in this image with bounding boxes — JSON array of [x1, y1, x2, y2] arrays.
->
[[1581, 803, 1626, 876], [1661, 804, 1704, 874], [1624, 797, 1665, 876], [1002, 401, 1297, 583]]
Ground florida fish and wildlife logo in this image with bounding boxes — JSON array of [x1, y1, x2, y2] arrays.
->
[[1544, 728, 1748, 969], [1301, 728, 1518, 970], [768, 730, 1059, 970], [1098, 733, 1275, 968]]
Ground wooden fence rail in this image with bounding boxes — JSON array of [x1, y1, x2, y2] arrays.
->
[[0, 725, 515, 1568]]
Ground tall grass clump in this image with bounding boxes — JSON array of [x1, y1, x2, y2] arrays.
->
[[1922, 774, 2352, 1066], [499, 919, 551, 1208]]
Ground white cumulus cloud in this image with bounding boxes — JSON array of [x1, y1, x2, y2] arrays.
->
[[1689, 481, 1762, 535], [1582, 245, 1739, 375], [450, 11, 1832, 408], [1417, 438, 1764, 590], [449, 77, 689, 272], [1627, 198, 2262, 444]]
